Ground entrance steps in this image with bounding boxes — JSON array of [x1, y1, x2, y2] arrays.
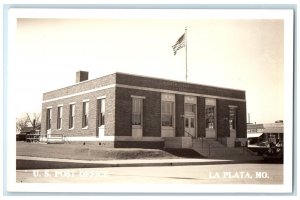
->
[[192, 138, 261, 160], [46, 134, 66, 144]]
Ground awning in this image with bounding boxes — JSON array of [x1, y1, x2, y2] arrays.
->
[[263, 127, 284, 133], [247, 133, 263, 138]]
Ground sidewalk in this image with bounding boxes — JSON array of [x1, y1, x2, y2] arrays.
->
[[16, 155, 263, 170]]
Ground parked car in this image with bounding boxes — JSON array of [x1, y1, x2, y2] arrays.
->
[[257, 141, 269, 147], [263, 142, 283, 162], [276, 141, 283, 148]]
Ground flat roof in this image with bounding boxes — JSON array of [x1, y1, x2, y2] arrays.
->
[[43, 72, 246, 101], [247, 133, 263, 138], [115, 72, 245, 92], [45, 72, 245, 95]]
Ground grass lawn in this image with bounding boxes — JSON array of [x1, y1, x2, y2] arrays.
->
[[16, 141, 204, 161]]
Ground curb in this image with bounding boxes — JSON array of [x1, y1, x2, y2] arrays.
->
[[16, 158, 263, 170]]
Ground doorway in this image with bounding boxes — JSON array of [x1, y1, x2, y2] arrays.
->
[[185, 116, 196, 138]]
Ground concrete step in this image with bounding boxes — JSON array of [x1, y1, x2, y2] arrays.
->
[[192, 138, 261, 160], [193, 143, 224, 149], [195, 150, 245, 157], [193, 139, 224, 148], [193, 146, 258, 159]]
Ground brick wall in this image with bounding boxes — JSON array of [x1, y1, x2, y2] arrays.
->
[[40, 104, 47, 134], [175, 94, 184, 137], [115, 87, 132, 136], [41, 72, 246, 142], [236, 101, 247, 138], [143, 91, 161, 137], [41, 87, 115, 137], [43, 73, 116, 101], [197, 97, 206, 137], [116, 73, 245, 99], [115, 87, 161, 137], [216, 99, 247, 138], [216, 100, 230, 137]]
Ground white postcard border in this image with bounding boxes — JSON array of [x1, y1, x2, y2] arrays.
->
[[6, 8, 294, 193]]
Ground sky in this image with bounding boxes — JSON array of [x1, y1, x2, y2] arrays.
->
[[14, 17, 284, 124]]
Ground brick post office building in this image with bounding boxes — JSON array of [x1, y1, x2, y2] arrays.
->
[[41, 71, 247, 148]]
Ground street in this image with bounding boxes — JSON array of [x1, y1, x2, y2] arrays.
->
[[17, 163, 283, 184]]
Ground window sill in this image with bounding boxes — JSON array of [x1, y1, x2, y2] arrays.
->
[[132, 125, 143, 129], [161, 126, 174, 129], [82, 127, 88, 130], [69, 127, 74, 130]]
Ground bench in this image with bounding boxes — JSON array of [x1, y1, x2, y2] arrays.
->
[[26, 134, 40, 143]]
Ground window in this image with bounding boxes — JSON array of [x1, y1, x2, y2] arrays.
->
[[185, 118, 189, 128], [229, 107, 237, 129], [97, 98, 105, 127], [184, 104, 196, 113], [205, 106, 215, 129], [190, 118, 195, 128], [46, 108, 52, 130], [161, 101, 174, 127], [82, 101, 89, 128], [57, 106, 63, 129], [132, 98, 143, 126], [69, 104, 75, 129]]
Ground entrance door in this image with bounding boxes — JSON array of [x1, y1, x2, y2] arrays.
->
[[185, 116, 196, 138]]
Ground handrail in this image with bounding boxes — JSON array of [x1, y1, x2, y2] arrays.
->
[[26, 133, 40, 137], [184, 130, 194, 138], [193, 137, 212, 157], [184, 130, 195, 146], [193, 139, 253, 157]]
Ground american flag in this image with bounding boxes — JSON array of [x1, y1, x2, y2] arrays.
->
[[172, 33, 186, 55]]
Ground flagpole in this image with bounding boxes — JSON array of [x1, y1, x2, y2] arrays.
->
[[185, 27, 188, 81]]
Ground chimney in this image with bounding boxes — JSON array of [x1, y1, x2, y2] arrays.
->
[[76, 71, 89, 83]]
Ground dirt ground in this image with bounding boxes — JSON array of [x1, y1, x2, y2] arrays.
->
[[16, 141, 203, 160]]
